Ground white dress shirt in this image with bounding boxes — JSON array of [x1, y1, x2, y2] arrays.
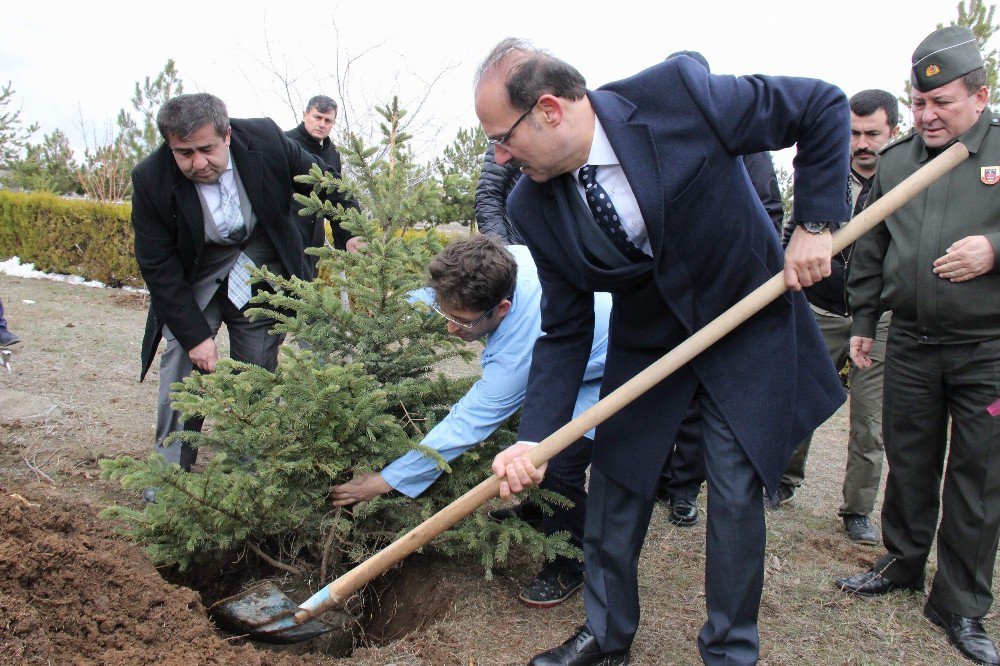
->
[[195, 150, 239, 237], [571, 117, 651, 256]]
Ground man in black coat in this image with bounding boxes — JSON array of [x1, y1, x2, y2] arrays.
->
[[131, 92, 355, 478], [285, 95, 361, 273]]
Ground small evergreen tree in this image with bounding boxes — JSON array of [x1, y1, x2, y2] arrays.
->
[[3, 129, 80, 194], [0, 82, 39, 177], [435, 126, 488, 229], [102, 98, 575, 581]]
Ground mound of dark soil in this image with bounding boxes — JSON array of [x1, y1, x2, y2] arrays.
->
[[0, 490, 319, 666]]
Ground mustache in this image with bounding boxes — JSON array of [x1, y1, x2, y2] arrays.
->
[[853, 149, 877, 158]]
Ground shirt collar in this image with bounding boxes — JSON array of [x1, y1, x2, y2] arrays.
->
[[587, 116, 619, 167]]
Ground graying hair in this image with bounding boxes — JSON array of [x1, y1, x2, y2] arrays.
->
[[474, 37, 587, 112], [305, 95, 338, 114], [156, 93, 229, 141]]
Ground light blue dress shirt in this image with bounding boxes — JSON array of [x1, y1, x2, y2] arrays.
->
[[381, 245, 612, 498]]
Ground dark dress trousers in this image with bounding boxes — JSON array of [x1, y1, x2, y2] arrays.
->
[[510, 57, 849, 663]]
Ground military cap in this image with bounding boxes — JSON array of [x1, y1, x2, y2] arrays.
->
[[911, 25, 984, 92]]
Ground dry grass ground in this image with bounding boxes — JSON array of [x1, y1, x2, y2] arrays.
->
[[0, 271, 991, 665]]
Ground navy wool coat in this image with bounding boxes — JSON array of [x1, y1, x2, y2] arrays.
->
[[511, 57, 851, 498]]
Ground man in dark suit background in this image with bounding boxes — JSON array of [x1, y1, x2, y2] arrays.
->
[[285, 95, 362, 268], [131, 93, 355, 485], [476, 39, 850, 665]]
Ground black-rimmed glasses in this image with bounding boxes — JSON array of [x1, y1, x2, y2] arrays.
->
[[486, 102, 537, 149], [431, 300, 502, 331]]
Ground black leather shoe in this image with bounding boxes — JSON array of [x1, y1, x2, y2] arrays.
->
[[924, 598, 1000, 665], [142, 487, 159, 504], [668, 497, 699, 527], [835, 569, 923, 596], [529, 626, 631, 665], [488, 501, 544, 530]]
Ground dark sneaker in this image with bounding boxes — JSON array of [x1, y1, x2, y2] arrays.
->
[[668, 497, 699, 527], [843, 514, 880, 545], [767, 483, 795, 509], [488, 501, 543, 530], [0, 329, 19, 346], [518, 565, 584, 608]]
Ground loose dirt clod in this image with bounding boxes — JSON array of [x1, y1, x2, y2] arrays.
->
[[0, 492, 324, 666]]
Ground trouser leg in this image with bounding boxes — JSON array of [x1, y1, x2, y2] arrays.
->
[[697, 388, 764, 666], [781, 307, 850, 488], [839, 311, 889, 517], [929, 336, 1000, 618], [540, 435, 592, 572], [659, 403, 705, 503], [877, 327, 947, 585], [582, 467, 657, 654], [154, 296, 225, 469]]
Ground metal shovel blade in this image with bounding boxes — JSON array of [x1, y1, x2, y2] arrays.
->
[[209, 581, 335, 644]]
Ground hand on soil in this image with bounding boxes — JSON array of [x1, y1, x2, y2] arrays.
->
[[329, 471, 393, 506], [491, 441, 546, 500]]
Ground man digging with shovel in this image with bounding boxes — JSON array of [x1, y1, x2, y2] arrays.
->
[[476, 39, 851, 665]]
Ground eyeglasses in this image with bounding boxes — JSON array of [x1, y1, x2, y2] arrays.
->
[[486, 102, 537, 149], [431, 300, 502, 331]]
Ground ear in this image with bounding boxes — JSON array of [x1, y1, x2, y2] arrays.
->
[[975, 85, 990, 112], [537, 94, 564, 126], [224, 126, 232, 146], [302, 110, 309, 122], [495, 298, 513, 319], [890, 125, 900, 139]]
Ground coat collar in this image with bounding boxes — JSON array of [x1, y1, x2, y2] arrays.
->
[[587, 89, 665, 258], [169, 125, 265, 252]]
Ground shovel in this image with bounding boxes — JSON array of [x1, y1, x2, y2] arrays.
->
[[214, 141, 969, 642]]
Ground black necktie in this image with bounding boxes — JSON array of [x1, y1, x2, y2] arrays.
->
[[578, 165, 650, 263]]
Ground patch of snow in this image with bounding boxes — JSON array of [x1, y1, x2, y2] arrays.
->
[[0, 257, 147, 293]]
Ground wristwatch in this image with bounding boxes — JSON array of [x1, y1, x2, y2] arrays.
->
[[797, 221, 829, 234]]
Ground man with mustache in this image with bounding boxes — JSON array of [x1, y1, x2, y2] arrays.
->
[[775, 89, 899, 548]]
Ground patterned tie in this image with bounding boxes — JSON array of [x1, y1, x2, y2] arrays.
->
[[220, 180, 254, 308], [228, 252, 254, 309], [578, 165, 650, 263], [220, 179, 246, 241]]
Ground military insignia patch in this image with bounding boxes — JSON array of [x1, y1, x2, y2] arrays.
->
[[982, 166, 1000, 185], [926, 64, 941, 77]]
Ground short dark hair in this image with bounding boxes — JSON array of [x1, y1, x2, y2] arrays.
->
[[427, 234, 517, 312], [156, 93, 229, 142], [961, 67, 988, 94], [475, 37, 587, 112], [305, 95, 338, 115], [849, 89, 899, 128]]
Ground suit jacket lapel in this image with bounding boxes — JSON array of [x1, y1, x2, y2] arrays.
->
[[588, 90, 666, 260], [173, 176, 205, 254], [229, 131, 265, 227]]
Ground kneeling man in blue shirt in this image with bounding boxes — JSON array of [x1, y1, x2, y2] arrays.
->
[[330, 234, 611, 607]]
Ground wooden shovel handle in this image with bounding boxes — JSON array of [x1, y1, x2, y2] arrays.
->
[[296, 141, 969, 622]]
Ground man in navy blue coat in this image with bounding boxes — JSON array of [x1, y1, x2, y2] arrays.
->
[[475, 39, 849, 665]]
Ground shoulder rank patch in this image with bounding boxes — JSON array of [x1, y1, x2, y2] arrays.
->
[[982, 166, 1000, 185]]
